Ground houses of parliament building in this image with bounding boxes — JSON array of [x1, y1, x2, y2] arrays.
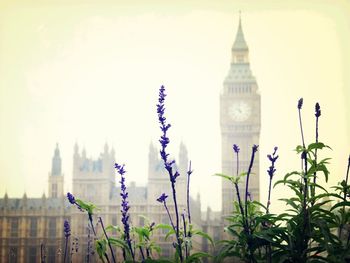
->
[[0, 15, 260, 262]]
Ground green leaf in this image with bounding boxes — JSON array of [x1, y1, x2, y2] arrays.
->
[[75, 198, 98, 214], [105, 225, 121, 232], [192, 229, 214, 246], [95, 239, 107, 263], [331, 201, 350, 211], [186, 252, 211, 262], [165, 229, 176, 240], [214, 173, 234, 182], [307, 142, 330, 151], [108, 237, 128, 249]]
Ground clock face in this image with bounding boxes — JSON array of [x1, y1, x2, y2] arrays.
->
[[229, 101, 252, 121]]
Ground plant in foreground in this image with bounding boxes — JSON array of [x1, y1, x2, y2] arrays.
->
[[67, 192, 97, 235], [63, 219, 71, 263], [116, 162, 135, 262], [216, 144, 265, 263], [156, 85, 213, 263], [157, 85, 183, 262], [217, 98, 350, 263]]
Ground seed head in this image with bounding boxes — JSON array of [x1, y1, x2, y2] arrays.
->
[[298, 98, 303, 110], [64, 220, 71, 238], [233, 144, 240, 153], [315, 102, 321, 118], [157, 193, 168, 203]]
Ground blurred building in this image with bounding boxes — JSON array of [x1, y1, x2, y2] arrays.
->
[[0, 142, 202, 263]]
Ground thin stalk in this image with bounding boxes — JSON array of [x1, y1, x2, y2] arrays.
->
[[170, 179, 183, 262], [88, 213, 96, 236], [87, 227, 91, 263], [64, 236, 69, 263], [339, 156, 350, 239], [311, 115, 320, 204], [266, 175, 273, 263], [298, 108, 306, 149], [163, 201, 176, 233], [267, 178, 272, 214], [139, 247, 145, 262], [244, 146, 258, 227], [99, 217, 117, 263], [233, 148, 246, 231], [126, 239, 135, 263], [88, 216, 111, 263], [182, 213, 189, 258], [122, 249, 126, 262], [298, 100, 310, 255], [302, 151, 309, 258], [244, 146, 258, 263], [41, 243, 46, 263], [344, 156, 350, 201], [234, 183, 245, 224], [186, 161, 192, 226]]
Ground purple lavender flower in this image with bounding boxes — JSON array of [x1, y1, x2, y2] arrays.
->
[[64, 220, 71, 238], [233, 144, 240, 153], [312, 102, 322, 193], [66, 192, 83, 212], [115, 162, 134, 261], [301, 151, 307, 160], [298, 98, 303, 109], [267, 147, 279, 178], [157, 85, 177, 183], [315, 102, 321, 118], [157, 193, 168, 203], [115, 163, 126, 175], [156, 85, 183, 262], [67, 192, 75, 205], [266, 147, 279, 213]]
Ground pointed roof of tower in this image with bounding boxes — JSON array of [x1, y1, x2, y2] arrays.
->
[[232, 12, 248, 51], [54, 143, 60, 157], [179, 141, 187, 155], [51, 143, 62, 176]]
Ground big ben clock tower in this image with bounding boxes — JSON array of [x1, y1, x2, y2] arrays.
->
[[221, 15, 261, 217]]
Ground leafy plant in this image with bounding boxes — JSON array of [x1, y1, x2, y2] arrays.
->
[[216, 99, 350, 263]]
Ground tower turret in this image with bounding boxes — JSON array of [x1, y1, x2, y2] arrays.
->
[[51, 143, 62, 176], [48, 144, 64, 198]]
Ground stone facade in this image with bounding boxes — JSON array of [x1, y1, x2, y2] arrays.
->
[[0, 142, 202, 263]]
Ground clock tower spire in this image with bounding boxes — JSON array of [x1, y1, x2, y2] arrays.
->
[[220, 14, 261, 218], [231, 12, 249, 64]]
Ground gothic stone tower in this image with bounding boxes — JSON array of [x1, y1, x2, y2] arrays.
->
[[220, 16, 261, 217], [48, 143, 64, 198], [72, 143, 115, 206]]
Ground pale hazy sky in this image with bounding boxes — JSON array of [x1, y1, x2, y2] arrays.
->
[[0, 0, 349, 212]]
